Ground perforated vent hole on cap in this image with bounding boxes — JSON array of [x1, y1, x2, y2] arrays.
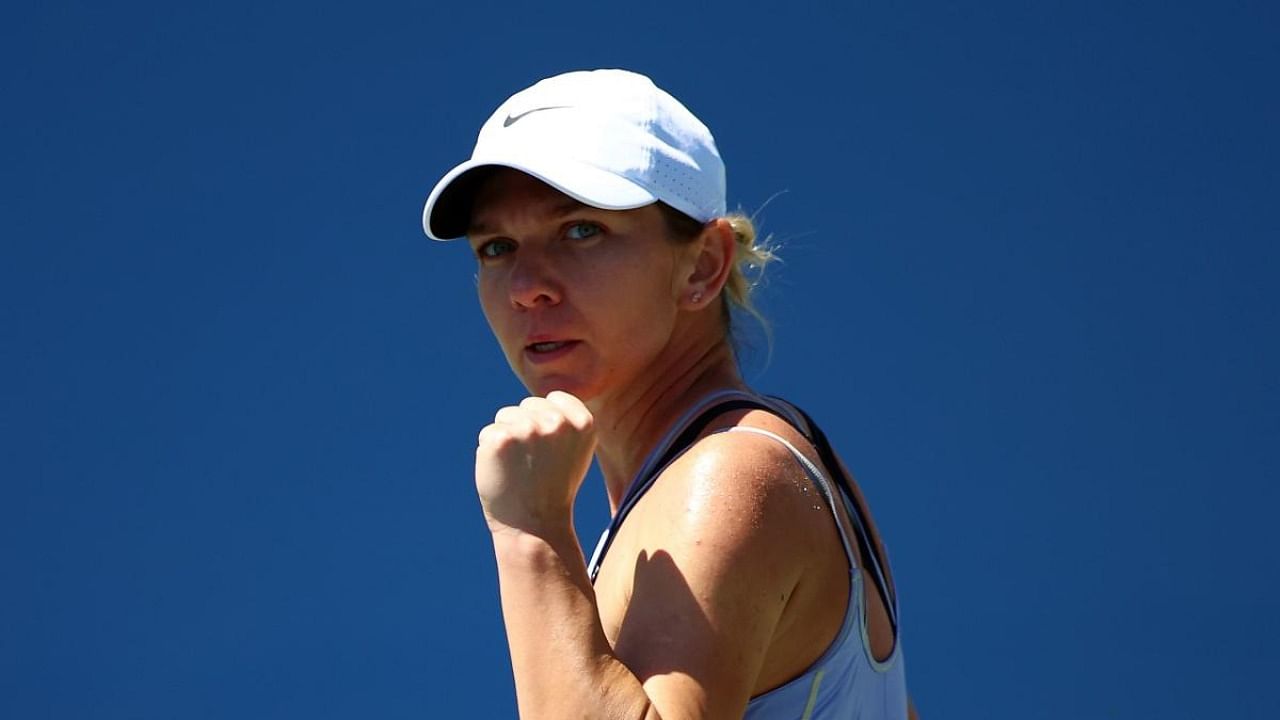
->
[[651, 159, 711, 218]]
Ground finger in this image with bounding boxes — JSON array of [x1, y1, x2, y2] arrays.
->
[[491, 408, 537, 441], [518, 396, 571, 432], [518, 395, 557, 415], [477, 423, 506, 447], [494, 405, 525, 424], [545, 390, 593, 431]]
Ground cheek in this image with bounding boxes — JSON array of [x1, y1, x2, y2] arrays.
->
[[476, 277, 513, 342], [600, 269, 679, 342]]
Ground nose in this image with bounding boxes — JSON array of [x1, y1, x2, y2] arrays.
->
[[508, 250, 562, 309]]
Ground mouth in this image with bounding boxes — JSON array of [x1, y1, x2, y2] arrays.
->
[[523, 339, 581, 363], [528, 340, 571, 353]]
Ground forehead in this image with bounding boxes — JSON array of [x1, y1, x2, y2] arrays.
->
[[468, 169, 588, 235]]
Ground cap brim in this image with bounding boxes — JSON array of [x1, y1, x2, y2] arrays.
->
[[422, 155, 657, 241]]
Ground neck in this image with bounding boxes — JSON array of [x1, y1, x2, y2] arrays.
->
[[587, 325, 748, 513]]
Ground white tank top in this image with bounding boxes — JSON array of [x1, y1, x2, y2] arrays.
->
[[586, 390, 909, 719]]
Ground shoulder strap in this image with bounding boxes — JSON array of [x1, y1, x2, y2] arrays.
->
[[645, 399, 776, 488], [589, 392, 897, 630], [589, 396, 771, 582], [719, 425, 861, 566], [770, 398, 898, 626]]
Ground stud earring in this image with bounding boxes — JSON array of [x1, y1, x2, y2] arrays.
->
[[691, 291, 703, 304]]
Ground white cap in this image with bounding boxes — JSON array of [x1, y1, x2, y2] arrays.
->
[[422, 69, 726, 241]]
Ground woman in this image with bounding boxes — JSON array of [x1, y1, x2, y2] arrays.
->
[[423, 69, 915, 719]]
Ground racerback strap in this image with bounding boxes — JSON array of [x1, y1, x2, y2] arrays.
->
[[588, 393, 897, 630]]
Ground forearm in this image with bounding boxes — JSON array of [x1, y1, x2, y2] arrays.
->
[[492, 528, 657, 720]]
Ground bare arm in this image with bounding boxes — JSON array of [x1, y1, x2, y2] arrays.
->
[[476, 393, 659, 718], [490, 527, 657, 719], [476, 395, 810, 719]]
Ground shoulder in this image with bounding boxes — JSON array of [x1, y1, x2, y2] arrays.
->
[[592, 410, 840, 713], [644, 410, 829, 550], [597, 406, 838, 605]]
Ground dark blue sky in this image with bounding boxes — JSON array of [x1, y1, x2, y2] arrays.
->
[[3, 1, 1277, 718]]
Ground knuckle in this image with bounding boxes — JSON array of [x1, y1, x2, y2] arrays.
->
[[545, 391, 590, 430], [516, 418, 539, 438], [478, 424, 506, 446], [547, 390, 579, 409], [543, 409, 569, 430]]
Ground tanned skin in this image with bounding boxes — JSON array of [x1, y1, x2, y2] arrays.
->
[[468, 169, 918, 719]]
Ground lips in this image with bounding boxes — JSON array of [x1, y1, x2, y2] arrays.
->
[[523, 338, 581, 363], [528, 340, 571, 353]]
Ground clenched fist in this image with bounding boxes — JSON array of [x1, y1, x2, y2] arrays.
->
[[475, 391, 597, 537]]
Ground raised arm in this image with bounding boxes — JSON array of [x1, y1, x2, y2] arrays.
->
[[476, 393, 816, 719]]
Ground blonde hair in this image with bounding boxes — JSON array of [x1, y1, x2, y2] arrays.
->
[[658, 204, 778, 349], [722, 213, 776, 338]]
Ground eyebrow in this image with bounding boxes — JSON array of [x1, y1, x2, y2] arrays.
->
[[469, 198, 592, 236]]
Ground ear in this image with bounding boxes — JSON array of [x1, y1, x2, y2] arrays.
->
[[677, 218, 735, 311]]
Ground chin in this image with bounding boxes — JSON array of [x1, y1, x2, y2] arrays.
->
[[524, 374, 602, 402]]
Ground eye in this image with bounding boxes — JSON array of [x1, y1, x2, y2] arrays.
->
[[476, 238, 515, 259], [565, 222, 603, 241]]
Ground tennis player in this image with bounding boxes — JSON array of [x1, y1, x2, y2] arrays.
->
[[423, 69, 916, 719]]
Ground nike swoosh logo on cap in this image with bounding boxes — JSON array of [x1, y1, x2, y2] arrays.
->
[[503, 106, 572, 127]]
